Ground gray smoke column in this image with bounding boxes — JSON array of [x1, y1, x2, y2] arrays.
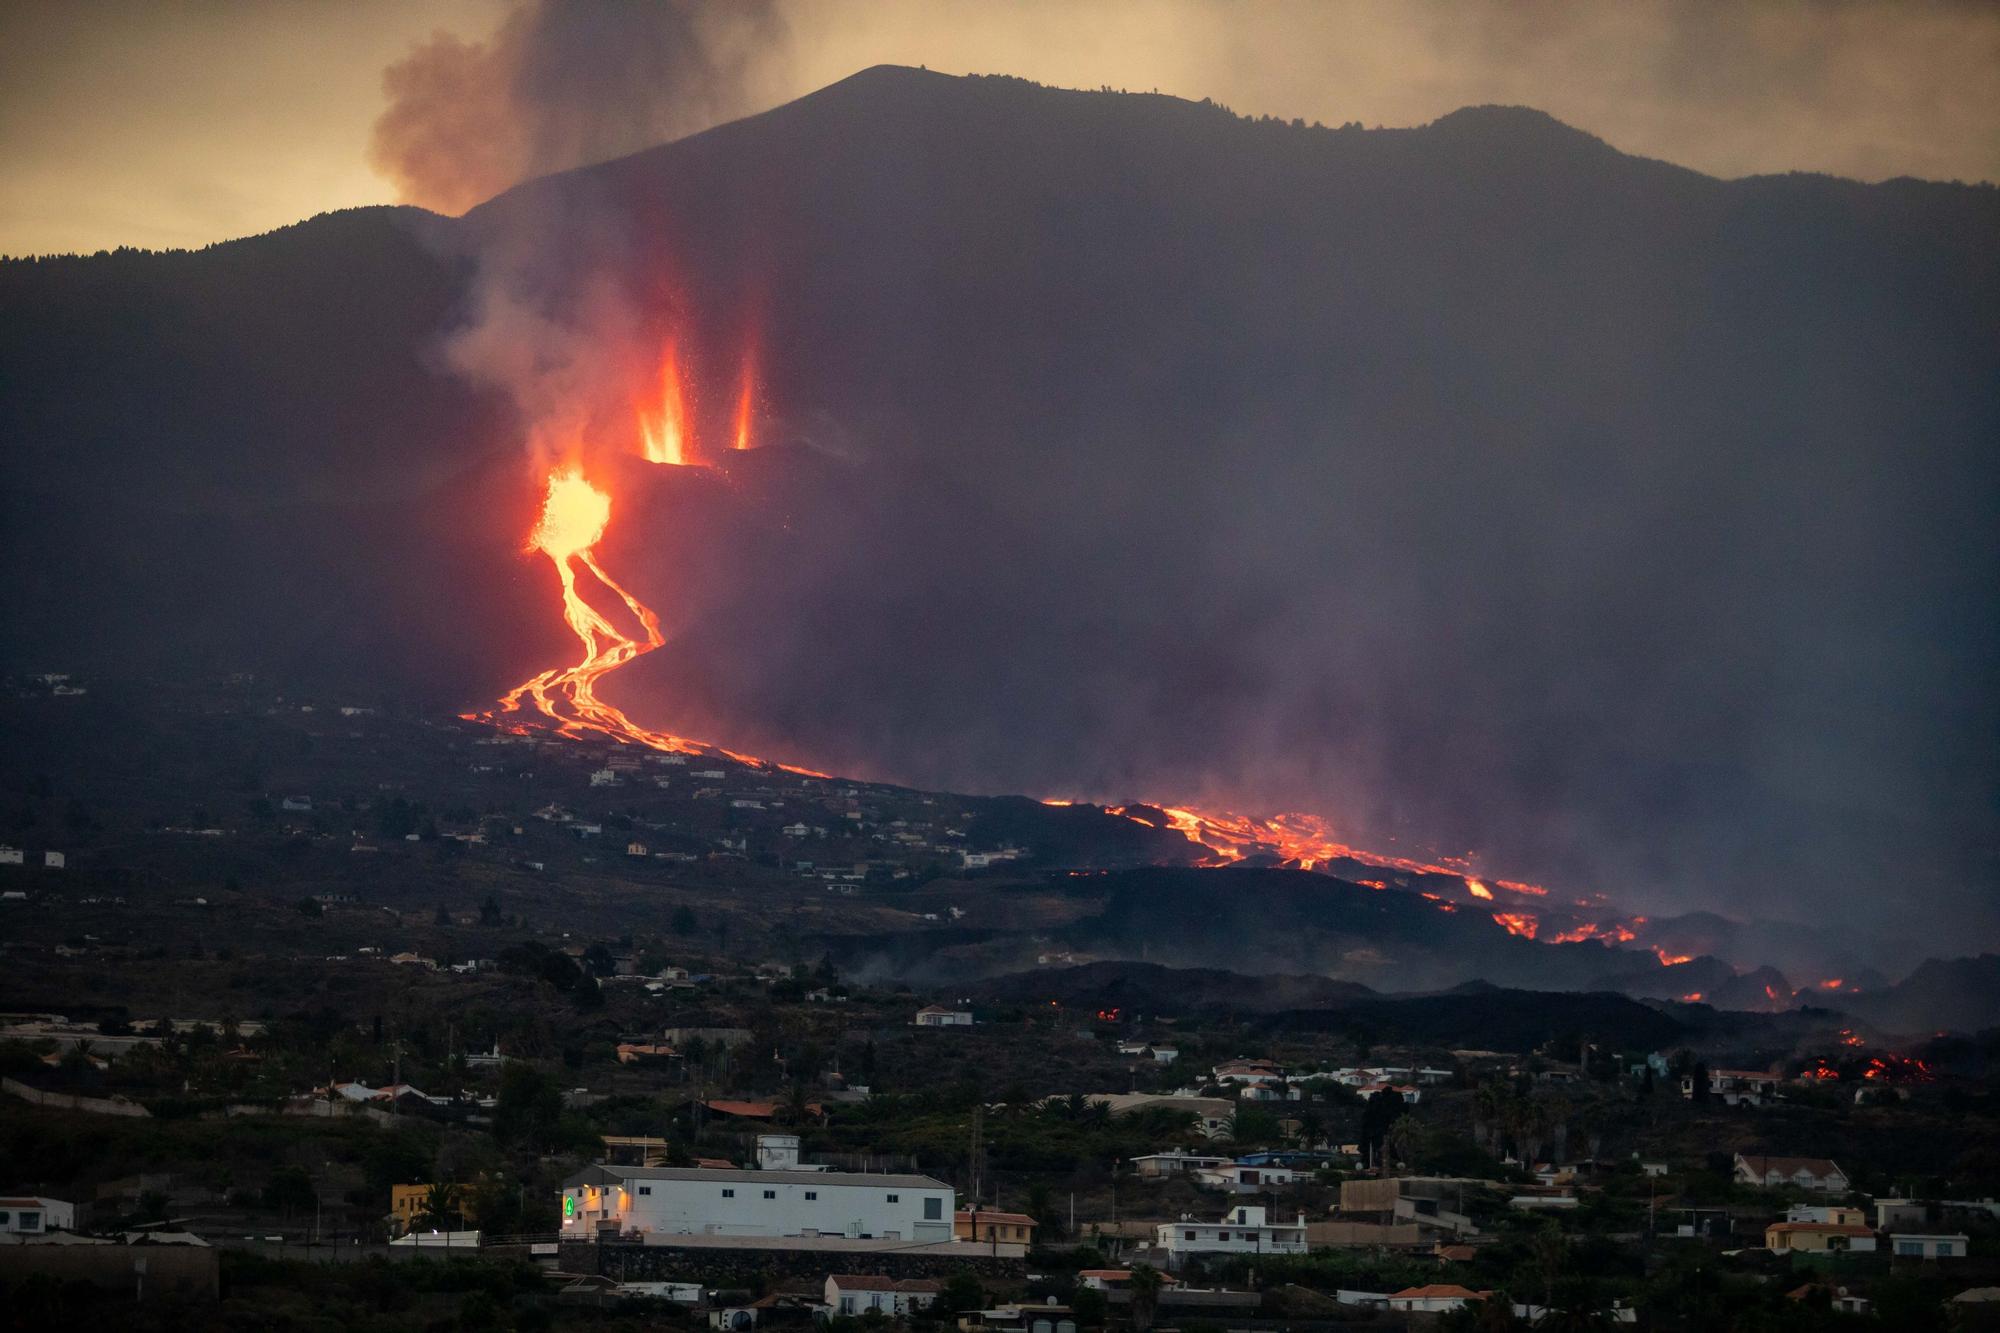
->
[[369, 0, 785, 216]]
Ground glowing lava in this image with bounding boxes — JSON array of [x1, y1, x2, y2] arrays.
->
[[639, 343, 690, 465], [733, 358, 755, 451], [489, 469, 698, 753], [476, 339, 1585, 918]]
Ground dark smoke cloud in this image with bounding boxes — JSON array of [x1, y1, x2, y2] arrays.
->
[[355, 7, 1995, 967], [370, 0, 785, 215]]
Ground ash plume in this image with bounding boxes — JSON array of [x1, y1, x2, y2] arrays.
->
[[370, 0, 786, 216]]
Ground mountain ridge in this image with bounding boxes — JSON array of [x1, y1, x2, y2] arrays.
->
[[3, 65, 1994, 949]]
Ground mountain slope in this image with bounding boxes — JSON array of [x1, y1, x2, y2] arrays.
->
[[2, 68, 1995, 944]]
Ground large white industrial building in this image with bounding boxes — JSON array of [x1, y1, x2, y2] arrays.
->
[[560, 1164, 956, 1244]]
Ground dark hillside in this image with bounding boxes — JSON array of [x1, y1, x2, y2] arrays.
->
[[3, 68, 1994, 941]]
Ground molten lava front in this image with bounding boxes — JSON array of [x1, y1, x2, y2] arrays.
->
[[487, 469, 699, 754], [639, 344, 690, 466], [472, 338, 1615, 948]]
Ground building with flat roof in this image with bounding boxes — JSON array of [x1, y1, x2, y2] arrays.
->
[[1154, 1204, 1307, 1267], [560, 1165, 954, 1244]]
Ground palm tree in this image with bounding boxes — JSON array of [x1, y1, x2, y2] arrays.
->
[[777, 1081, 816, 1126], [417, 1181, 462, 1231], [1473, 1080, 1509, 1152], [1385, 1113, 1423, 1171], [1127, 1263, 1163, 1332]]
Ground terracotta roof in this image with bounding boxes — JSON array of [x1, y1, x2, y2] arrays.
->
[[1768, 1223, 1875, 1237], [959, 1209, 1038, 1226], [1738, 1155, 1844, 1178], [1392, 1285, 1490, 1300], [700, 1099, 824, 1119], [830, 1275, 943, 1293]]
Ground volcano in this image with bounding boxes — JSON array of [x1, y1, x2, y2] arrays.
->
[[2, 66, 1996, 954]]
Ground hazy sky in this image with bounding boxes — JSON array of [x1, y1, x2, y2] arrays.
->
[[3, 0, 1998, 256]]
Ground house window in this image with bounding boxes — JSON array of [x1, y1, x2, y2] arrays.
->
[[1184, 1231, 1196, 1241], [925, 1198, 942, 1220], [0, 1212, 9, 1226], [1218, 1231, 1230, 1242], [764, 1190, 776, 1199], [19, 1213, 39, 1231], [1897, 1241, 1922, 1256], [887, 1194, 900, 1203], [637, 1186, 651, 1196], [722, 1189, 735, 1198], [805, 1191, 818, 1201]]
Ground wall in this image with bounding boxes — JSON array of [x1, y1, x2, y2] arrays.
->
[[567, 1239, 1022, 1286], [0, 1244, 219, 1299], [1, 1076, 151, 1117]]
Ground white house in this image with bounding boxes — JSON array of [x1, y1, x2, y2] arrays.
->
[[0, 1197, 75, 1234], [1875, 1199, 1928, 1230], [1734, 1155, 1849, 1193], [1194, 1162, 1298, 1193], [42, 851, 64, 870], [1212, 1059, 1285, 1087], [1890, 1233, 1969, 1259], [1788, 1205, 1868, 1226], [559, 1165, 954, 1243], [754, 1134, 827, 1172], [1694, 1070, 1781, 1106], [1155, 1204, 1307, 1265], [825, 1274, 942, 1316], [913, 1006, 973, 1027], [1129, 1151, 1231, 1178]]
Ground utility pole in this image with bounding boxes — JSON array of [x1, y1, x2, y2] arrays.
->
[[967, 1104, 984, 1210]]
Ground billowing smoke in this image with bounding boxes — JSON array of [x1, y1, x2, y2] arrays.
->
[[344, 9, 1998, 963], [370, 0, 785, 216]]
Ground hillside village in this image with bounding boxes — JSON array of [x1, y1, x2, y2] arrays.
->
[[4, 679, 2000, 1328]]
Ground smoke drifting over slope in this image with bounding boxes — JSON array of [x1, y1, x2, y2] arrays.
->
[[369, 0, 782, 215], [3, 68, 1995, 962], [387, 65, 1997, 949]]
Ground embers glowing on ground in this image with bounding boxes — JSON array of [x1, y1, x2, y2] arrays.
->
[[485, 461, 1661, 959], [476, 342, 1619, 944], [494, 469, 686, 752], [472, 469, 818, 775]]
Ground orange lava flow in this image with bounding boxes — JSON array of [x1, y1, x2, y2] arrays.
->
[[475, 343, 1573, 905], [639, 344, 690, 465], [1136, 804, 1488, 882], [485, 467, 1568, 924], [484, 470, 702, 753], [475, 468, 831, 781], [733, 359, 755, 452]]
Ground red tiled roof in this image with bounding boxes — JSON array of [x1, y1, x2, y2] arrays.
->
[[958, 1209, 1038, 1226], [831, 1275, 943, 1293], [1392, 1285, 1490, 1300], [1739, 1155, 1844, 1177], [700, 1099, 824, 1119]]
